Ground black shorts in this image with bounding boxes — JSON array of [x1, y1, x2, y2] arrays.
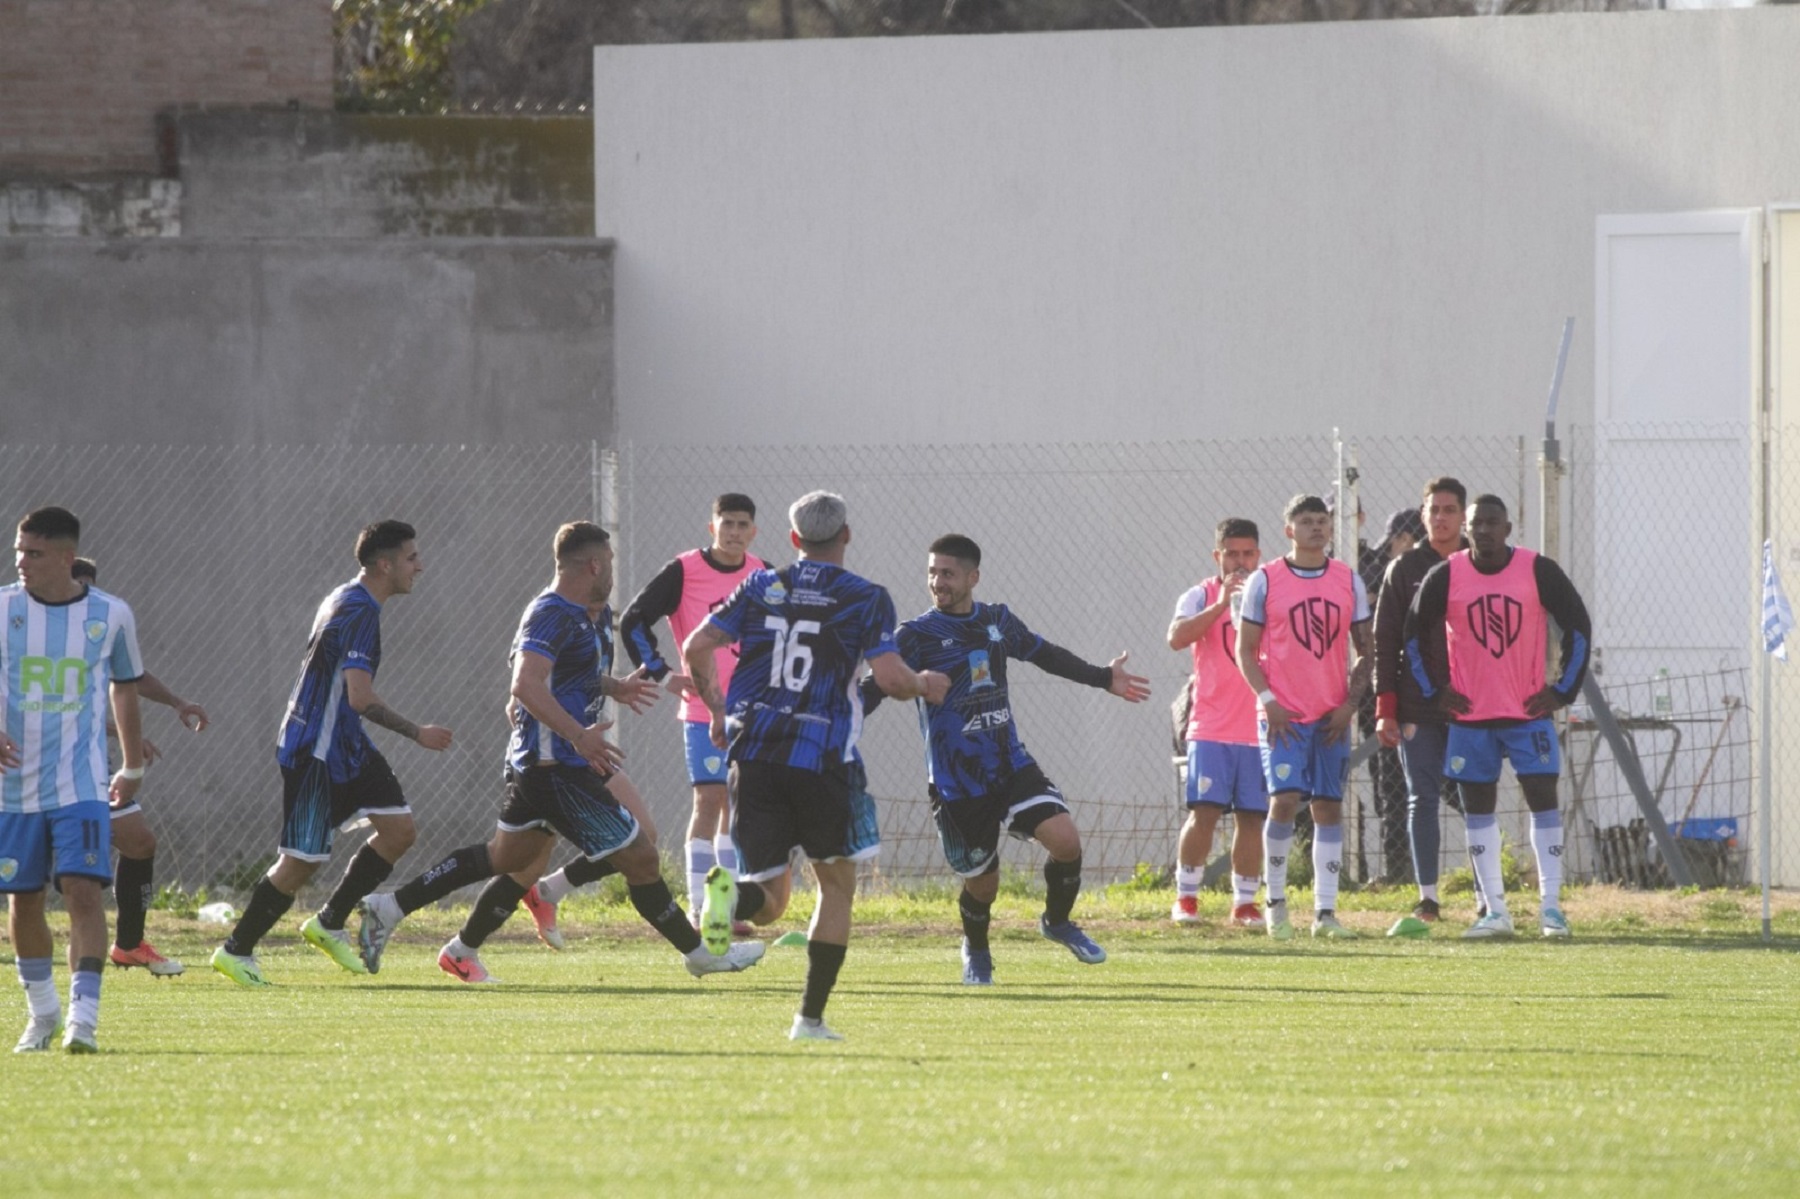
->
[[930, 763, 1068, 878], [499, 765, 640, 860], [280, 751, 408, 862], [729, 758, 879, 882]]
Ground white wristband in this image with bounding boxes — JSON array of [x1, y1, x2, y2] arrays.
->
[[115, 766, 145, 781], [1258, 689, 1277, 707]]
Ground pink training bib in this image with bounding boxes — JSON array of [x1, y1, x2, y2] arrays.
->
[[1186, 576, 1258, 745], [670, 548, 764, 723], [1257, 558, 1354, 722], [1444, 548, 1548, 723]]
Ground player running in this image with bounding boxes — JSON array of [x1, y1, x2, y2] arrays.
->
[[210, 520, 453, 987], [3, 507, 147, 1052], [1236, 495, 1372, 940], [1168, 518, 1267, 928], [1406, 494, 1591, 939], [683, 492, 948, 1041], [874, 534, 1150, 985], [357, 521, 765, 983]]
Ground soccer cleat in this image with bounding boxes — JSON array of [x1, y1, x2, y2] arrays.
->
[[1540, 907, 1572, 939], [1412, 898, 1441, 923], [14, 1015, 61, 1053], [1170, 894, 1200, 925], [301, 914, 370, 975], [110, 941, 185, 976], [685, 940, 767, 978], [700, 865, 736, 957], [62, 1023, 98, 1054], [1462, 911, 1516, 940], [1311, 911, 1357, 939], [1265, 901, 1294, 942], [789, 1014, 845, 1042], [357, 893, 403, 975], [961, 938, 994, 986], [210, 947, 273, 988], [521, 884, 566, 951], [1386, 915, 1432, 940], [438, 945, 502, 985], [1230, 902, 1264, 928], [1039, 916, 1107, 964]]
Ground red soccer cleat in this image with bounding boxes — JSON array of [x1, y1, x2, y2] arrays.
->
[[521, 884, 565, 951]]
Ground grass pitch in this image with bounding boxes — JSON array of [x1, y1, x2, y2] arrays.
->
[[5, 886, 1800, 1197]]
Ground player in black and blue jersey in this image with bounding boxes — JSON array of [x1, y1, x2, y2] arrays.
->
[[211, 520, 454, 987], [684, 491, 949, 1042], [869, 533, 1150, 986]]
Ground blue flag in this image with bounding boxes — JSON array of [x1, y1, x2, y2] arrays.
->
[[1762, 539, 1794, 662]]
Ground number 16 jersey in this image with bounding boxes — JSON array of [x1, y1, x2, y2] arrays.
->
[[705, 560, 899, 772]]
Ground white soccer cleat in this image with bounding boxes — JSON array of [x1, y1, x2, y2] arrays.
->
[[1462, 911, 1516, 940], [686, 940, 766, 978], [62, 1022, 98, 1054], [358, 893, 405, 974], [789, 1014, 844, 1042], [14, 1014, 61, 1054]]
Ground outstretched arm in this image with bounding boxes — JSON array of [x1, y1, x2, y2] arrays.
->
[[137, 670, 209, 731]]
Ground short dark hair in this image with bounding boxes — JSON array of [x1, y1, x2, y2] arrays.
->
[[72, 557, 98, 583], [1470, 493, 1508, 516], [555, 521, 610, 564], [355, 520, 416, 567], [1422, 477, 1468, 506], [713, 493, 756, 519], [19, 506, 80, 543], [1283, 494, 1329, 521], [928, 533, 982, 567], [1215, 518, 1258, 547]]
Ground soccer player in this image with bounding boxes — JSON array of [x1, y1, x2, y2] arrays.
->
[[1406, 494, 1591, 939], [210, 521, 453, 987], [523, 493, 765, 947], [1235, 494, 1372, 940], [357, 521, 765, 983], [1373, 478, 1473, 937], [71, 557, 210, 977], [2, 507, 146, 1052], [683, 491, 948, 1041], [874, 534, 1148, 984], [1168, 518, 1266, 928]]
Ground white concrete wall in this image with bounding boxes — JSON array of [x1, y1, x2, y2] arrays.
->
[[595, 10, 1800, 447]]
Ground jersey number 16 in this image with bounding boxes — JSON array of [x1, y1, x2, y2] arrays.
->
[[763, 617, 821, 692]]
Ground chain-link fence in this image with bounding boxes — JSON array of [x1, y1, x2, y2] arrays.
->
[[2, 429, 1791, 899]]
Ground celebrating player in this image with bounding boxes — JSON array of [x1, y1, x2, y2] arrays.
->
[[210, 520, 453, 987], [3, 507, 146, 1052], [1168, 518, 1266, 928], [1406, 495, 1591, 939], [357, 521, 765, 983], [683, 491, 948, 1041], [1236, 495, 1372, 940]]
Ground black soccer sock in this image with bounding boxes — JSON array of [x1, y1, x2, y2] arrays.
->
[[223, 877, 295, 957], [562, 854, 621, 889], [113, 853, 155, 951], [629, 880, 703, 954], [460, 876, 529, 949], [1043, 855, 1083, 926], [959, 888, 993, 953], [733, 880, 767, 923], [318, 845, 395, 931], [800, 939, 848, 1022], [393, 844, 494, 916]]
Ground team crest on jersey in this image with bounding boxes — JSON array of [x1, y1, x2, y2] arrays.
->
[[0, 858, 15, 883], [987, 624, 1003, 643], [1467, 594, 1523, 658], [968, 649, 994, 689], [764, 581, 787, 607], [1288, 598, 1343, 660], [85, 620, 107, 643]]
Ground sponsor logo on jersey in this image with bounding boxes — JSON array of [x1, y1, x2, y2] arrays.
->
[[1467, 594, 1524, 658], [968, 649, 993, 689], [1288, 597, 1343, 660], [85, 619, 107, 644]]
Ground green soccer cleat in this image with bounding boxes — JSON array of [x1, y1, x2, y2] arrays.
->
[[1311, 911, 1358, 939], [210, 947, 274, 987], [1265, 901, 1295, 942], [301, 914, 370, 975], [1386, 915, 1432, 940], [700, 865, 736, 957]]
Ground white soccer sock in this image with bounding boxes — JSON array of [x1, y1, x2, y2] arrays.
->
[[1175, 864, 1202, 898], [1419, 883, 1440, 903], [1531, 809, 1565, 910], [1233, 873, 1260, 906], [536, 868, 573, 905], [1312, 824, 1344, 912], [69, 968, 101, 1031], [714, 834, 740, 877], [444, 935, 474, 959], [1263, 821, 1295, 906], [1465, 815, 1508, 916], [686, 839, 716, 915], [17, 958, 59, 1022]]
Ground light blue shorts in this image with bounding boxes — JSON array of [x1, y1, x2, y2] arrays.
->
[[684, 720, 730, 786], [1445, 720, 1561, 785], [1185, 741, 1270, 814], [0, 801, 113, 892], [1259, 718, 1350, 802]]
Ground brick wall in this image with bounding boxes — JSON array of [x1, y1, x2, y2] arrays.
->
[[0, 0, 332, 177]]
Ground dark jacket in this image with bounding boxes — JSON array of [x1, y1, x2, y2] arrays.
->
[[1372, 539, 1465, 724]]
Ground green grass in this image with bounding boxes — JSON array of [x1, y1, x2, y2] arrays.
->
[[6, 888, 1800, 1197]]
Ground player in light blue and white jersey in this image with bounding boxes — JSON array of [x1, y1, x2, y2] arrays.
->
[[1, 506, 146, 1053]]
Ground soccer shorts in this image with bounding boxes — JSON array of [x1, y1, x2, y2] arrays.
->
[[1259, 717, 1350, 801], [1184, 740, 1270, 814], [499, 765, 641, 861], [1444, 720, 1560, 785], [0, 801, 113, 892], [729, 757, 878, 882], [683, 720, 730, 787], [931, 764, 1069, 878], [279, 751, 409, 863]]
